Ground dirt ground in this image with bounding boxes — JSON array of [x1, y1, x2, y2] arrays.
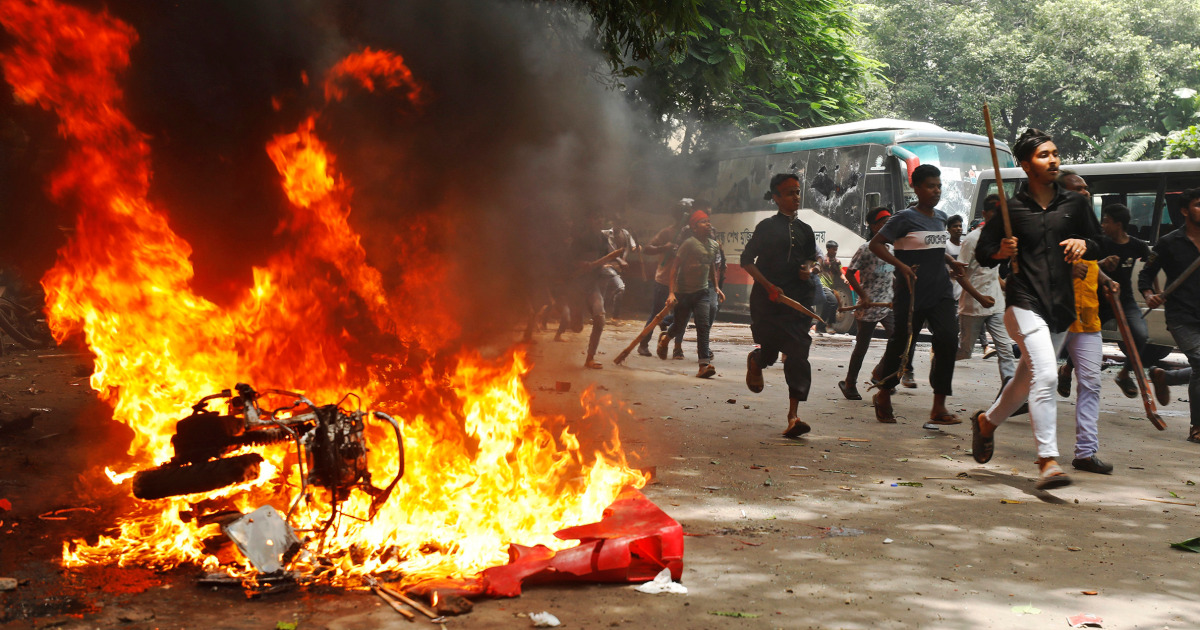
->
[[2, 319, 1199, 629]]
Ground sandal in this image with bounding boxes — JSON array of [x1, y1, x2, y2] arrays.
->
[[1035, 460, 1072, 490], [838, 380, 861, 401], [584, 360, 603, 370], [1188, 426, 1200, 444], [783, 418, 811, 439], [927, 413, 962, 425], [872, 392, 896, 424], [971, 410, 993, 463]]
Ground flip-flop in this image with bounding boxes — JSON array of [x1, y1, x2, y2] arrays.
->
[[872, 392, 895, 424], [584, 360, 604, 370], [971, 410, 993, 463], [1035, 461, 1072, 490], [783, 418, 811, 438], [927, 413, 961, 425], [837, 380, 861, 401]]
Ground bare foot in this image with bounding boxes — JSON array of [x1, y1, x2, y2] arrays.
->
[[583, 360, 603, 369]]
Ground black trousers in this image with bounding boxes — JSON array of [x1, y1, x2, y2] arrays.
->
[[846, 312, 895, 384], [752, 312, 813, 401], [877, 295, 958, 395]]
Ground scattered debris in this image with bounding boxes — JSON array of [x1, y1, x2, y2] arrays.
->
[[381, 585, 439, 619], [221, 505, 302, 574], [1011, 603, 1042, 615], [709, 611, 759, 618], [371, 582, 415, 620], [1067, 546, 1082, 552], [431, 591, 473, 616], [820, 469, 855, 475], [837, 437, 869, 442], [38, 506, 97, 520], [1067, 613, 1103, 627], [1081, 590, 1098, 595], [939, 454, 954, 460], [1140, 498, 1197, 507], [726, 399, 736, 404], [529, 611, 561, 627], [632, 568, 687, 594], [1000, 499, 1023, 504], [0, 498, 10, 511], [0, 577, 17, 591], [882, 538, 893, 544], [892, 482, 923, 487], [116, 608, 155, 623], [736, 540, 762, 547], [554, 381, 571, 392], [275, 623, 297, 630], [823, 526, 863, 538]]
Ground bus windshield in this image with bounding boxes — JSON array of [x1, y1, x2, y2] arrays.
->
[[898, 142, 1009, 221]]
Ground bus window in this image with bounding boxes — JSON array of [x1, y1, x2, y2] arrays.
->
[[714, 155, 768, 214], [898, 142, 1002, 223], [805, 145, 869, 236]]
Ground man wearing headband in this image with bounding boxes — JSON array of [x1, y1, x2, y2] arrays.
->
[[741, 173, 819, 438], [972, 128, 1101, 490], [838, 207, 895, 400], [657, 209, 725, 378]]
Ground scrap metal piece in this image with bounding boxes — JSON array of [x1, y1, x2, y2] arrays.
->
[[221, 505, 302, 574]]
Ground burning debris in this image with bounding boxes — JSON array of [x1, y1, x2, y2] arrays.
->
[[1, 0, 668, 608]]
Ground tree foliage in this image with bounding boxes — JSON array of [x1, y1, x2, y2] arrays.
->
[[858, 0, 1200, 159], [625, 0, 880, 154]]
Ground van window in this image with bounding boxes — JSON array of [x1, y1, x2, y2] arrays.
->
[[1087, 175, 1163, 243]]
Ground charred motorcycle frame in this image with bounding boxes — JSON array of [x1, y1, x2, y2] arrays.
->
[[132, 383, 404, 531]]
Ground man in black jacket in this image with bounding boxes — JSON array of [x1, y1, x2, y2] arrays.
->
[[970, 129, 1101, 490]]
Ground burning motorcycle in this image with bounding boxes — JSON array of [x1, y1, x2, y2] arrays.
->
[[131, 383, 404, 529]]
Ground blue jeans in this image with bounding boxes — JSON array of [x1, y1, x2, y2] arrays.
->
[[641, 282, 683, 349], [1164, 323, 1200, 428], [1061, 331, 1102, 459], [666, 289, 714, 364]]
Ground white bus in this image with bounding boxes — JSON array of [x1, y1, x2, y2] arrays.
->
[[712, 119, 1015, 330]]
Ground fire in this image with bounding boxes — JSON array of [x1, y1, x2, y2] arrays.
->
[[1, 0, 645, 584]]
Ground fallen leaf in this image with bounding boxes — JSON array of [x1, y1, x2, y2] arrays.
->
[[1170, 536, 1200, 552], [1081, 590, 1098, 595]]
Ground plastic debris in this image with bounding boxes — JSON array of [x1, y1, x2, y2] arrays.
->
[[529, 611, 561, 627], [222, 505, 302, 574], [882, 538, 893, 544], [633, 568, 688, 594], [1067, 613, 1103, 627], [1011, 604, 1042, 615]]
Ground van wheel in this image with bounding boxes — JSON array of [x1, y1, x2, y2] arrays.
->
[[832, 288, 857, 334]]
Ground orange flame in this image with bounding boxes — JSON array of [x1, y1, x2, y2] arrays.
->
[[1, 0, 645, 583]]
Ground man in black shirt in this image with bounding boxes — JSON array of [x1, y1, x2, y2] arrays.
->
[[1140, 187, 1200, 443], [972, 129, 1101, 490], [741, 173, 819, 438], [1096, 202, 1153, 396]]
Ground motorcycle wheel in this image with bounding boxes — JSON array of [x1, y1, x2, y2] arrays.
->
[[132, 453, 264, 500]]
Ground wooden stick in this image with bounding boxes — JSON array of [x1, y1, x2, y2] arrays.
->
[[777, 293, 827, 326], [1138, 498, 1197, 507], [372, 586, 416, 620], [613, 303, 673, 364], [381, 586, 439, 620], [1141, 255, 1200, 318], [1103, 283, 1166, 430], [982, 103, 1018, 275], [836, 437, 869, 442], [838, 302, 891, 313]]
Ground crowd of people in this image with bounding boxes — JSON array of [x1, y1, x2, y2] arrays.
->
[[543, 128, 1200, 492]]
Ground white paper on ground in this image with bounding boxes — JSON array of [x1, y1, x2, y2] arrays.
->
[[529, 611, 561, 627], [633, 568, 688, 594]]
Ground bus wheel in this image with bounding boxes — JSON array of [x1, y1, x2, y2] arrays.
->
[[832, 288, 857, 334]]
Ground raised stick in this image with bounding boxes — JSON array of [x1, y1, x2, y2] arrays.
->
[[1104, 283, 1166, 430], [613, 303, 673, 364], [982, 103, 1018, 275], [1141, 255, 1200, 318]]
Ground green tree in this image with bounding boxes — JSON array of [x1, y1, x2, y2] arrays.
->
[[858, 0, 1200, 159], [623, 0, 880, 154]]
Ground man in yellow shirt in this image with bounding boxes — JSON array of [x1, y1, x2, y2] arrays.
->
[[1061, 259, 1118, 474]]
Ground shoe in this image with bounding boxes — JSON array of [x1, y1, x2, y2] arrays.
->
[[1071, 455, 1114, 474], [1035, 461, 1072, 490], [637, 345, 652, 357], [746, 350, 764, 393], [982, 346, 997, 359], [1115, 370, 1138, 399], [656, 332, 669, 360], [1150, 368, 1170, 407], [837, 380, 861, 401], [1057, 363, 1072, 398], [901, 370, 916, 389], [1188, 426, 1200, 444], [697, 363, 716, 379], [971, 410, 993, 463], [672, 347, 685, 360], [783, 418, 811, 438]]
